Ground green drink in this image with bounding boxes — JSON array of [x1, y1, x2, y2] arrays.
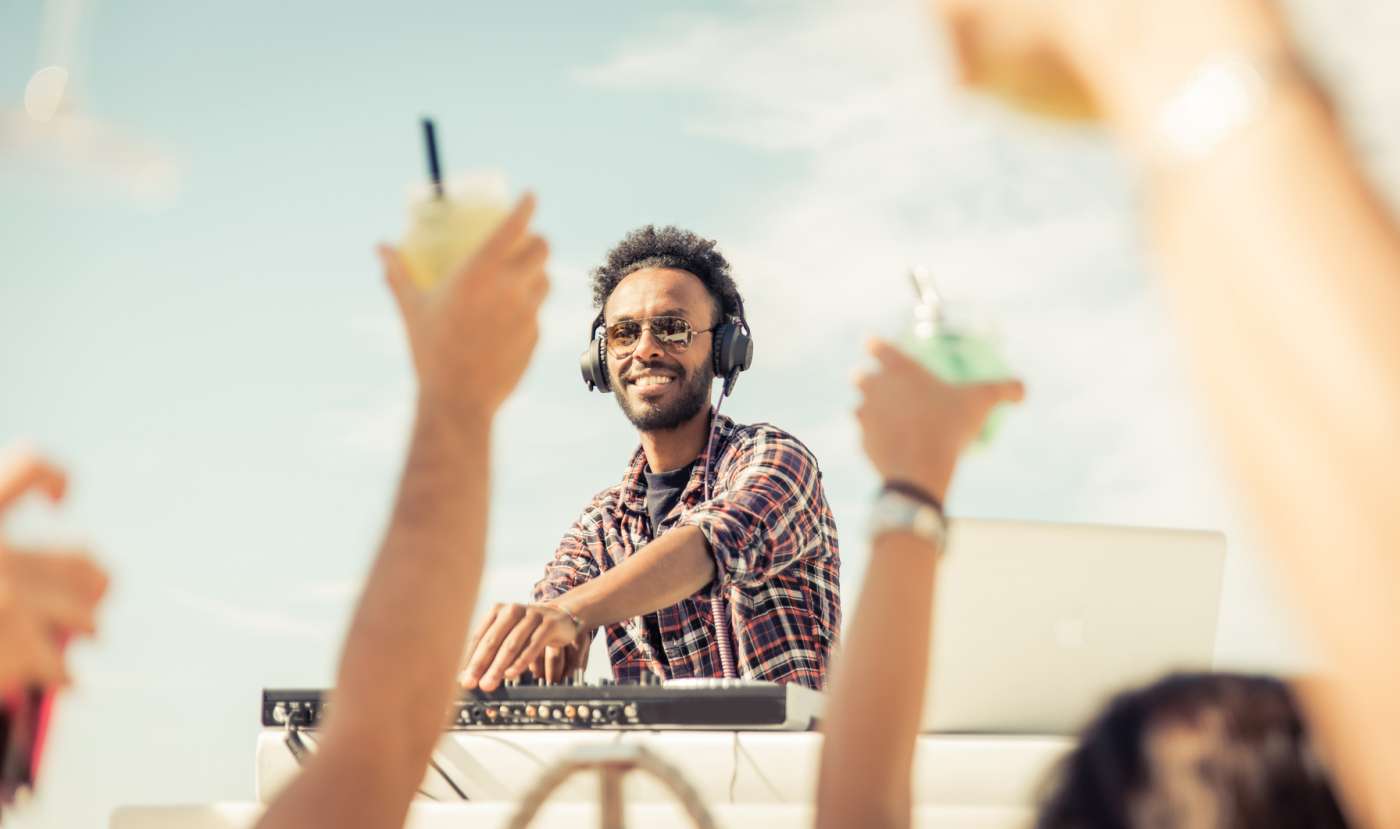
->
[[900, 268, 1013, 445]]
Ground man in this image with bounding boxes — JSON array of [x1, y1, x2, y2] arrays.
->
[[458, 225, 840, 692]]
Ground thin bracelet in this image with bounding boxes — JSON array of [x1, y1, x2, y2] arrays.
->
[[881, 480, 944, 514]]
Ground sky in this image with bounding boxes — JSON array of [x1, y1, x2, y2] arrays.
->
[[2, 0, 1400, 826]]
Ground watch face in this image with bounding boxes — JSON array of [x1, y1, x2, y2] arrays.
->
[[870, 491, 946, 547]]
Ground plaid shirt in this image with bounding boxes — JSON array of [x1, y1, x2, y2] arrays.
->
[[533, 414, 841, 689]]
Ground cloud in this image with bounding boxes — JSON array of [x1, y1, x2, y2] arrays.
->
[[0, 108, 184, 206], [568, 0, 1400, 664], [579, 0, 1206, 524]]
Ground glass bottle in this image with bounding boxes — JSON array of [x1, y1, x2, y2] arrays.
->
[[900, 267, 1013, 445]]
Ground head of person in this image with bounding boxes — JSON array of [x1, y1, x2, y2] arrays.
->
[[591, 225, 744, 433], [1035, 672, 1348, 829]]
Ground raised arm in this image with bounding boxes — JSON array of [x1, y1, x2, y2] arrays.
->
[[255, 194, 549, 829], [933, 0, 1400, 823], [816, 342, 1021, 829]]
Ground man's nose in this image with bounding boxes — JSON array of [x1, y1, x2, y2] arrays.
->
[[632, 325, 666, 362]]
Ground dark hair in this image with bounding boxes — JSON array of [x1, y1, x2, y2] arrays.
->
[[1035, 672, 1348, 829], [591, 225, 744, 327]]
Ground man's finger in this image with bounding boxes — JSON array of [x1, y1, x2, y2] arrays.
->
[[6, 550, 108, 603], [20, 585, 99, 636], [504, 234, 549, 274], [507, 624, 555, 679], [474, 193, 537, 267], [561, 643, 586, 677], [0, 450, 67, 513], [543, 646, 563, 684], [460, 605, 502, 676], [481, 613, 542, 689], [378, 244, 421, 321], [867, 338, 939, 381], [970, 378, 1026, 406], [460, 607, 518, 689]]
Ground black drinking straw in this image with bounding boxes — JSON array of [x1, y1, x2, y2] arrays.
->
[[421, 118, 444, 199]]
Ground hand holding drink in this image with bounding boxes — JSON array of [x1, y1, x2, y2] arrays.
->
[[379, 118, 550, 419], [0, 448, 109, 805], [398, 119, 512, 292], [899, 268, 1014, 445]]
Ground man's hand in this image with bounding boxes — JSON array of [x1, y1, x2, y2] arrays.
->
[[854, 339, 1023, 502], [0, 448, 109, 694], [932, 0, 1292, 139], [379, 193, 550, 421], [458, 602, 591, 691]]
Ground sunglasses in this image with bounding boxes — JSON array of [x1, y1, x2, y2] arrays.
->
[[605, 316, 715, 358]]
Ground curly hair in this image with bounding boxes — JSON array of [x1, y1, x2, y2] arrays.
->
[[591, 225, 745, 326], [1035, 672, 1348, 829]]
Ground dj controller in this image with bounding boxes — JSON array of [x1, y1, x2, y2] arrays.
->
[[264, 676, 824, 732]]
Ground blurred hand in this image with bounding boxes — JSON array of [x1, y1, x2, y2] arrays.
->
[[854, 339, 1023, 502], [0, 448, 109, 694], [379, 194, 550, 421], [932, 0, 1292, 135], [458, 602, 589, 692]]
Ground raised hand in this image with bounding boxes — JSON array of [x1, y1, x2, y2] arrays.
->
[[0, 448, 109, 694], [932, 0, 1293, 138], [379, 193, 550, 421], [854, 339, 1023, 501]]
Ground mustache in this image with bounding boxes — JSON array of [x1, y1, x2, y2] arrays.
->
[[623, 359, 685, 381]]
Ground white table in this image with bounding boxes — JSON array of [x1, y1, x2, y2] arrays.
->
[[254, 729, 1070, 807], [112, 729, 1070, 827], [113, 802, 1037, 829]]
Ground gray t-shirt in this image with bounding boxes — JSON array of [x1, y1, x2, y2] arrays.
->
[[640, 461, 697, 668], [644, 462, 696, 534]]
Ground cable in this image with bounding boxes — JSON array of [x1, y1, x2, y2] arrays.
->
[[283, 720, 313, 766], [283, 722, 442, 801], [705, 379, 740, 680], [473, 733, 549, 768], [428, 754, 469, 801], [735, 736, 786, 802], [728, 732, 739, 803]]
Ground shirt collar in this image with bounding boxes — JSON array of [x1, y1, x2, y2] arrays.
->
[[618, 411, 738, 516]]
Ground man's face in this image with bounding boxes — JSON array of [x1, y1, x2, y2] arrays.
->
[[603, 267, 717, 432]]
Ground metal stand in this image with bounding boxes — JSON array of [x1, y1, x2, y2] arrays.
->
[[505, 744, 718, 829]]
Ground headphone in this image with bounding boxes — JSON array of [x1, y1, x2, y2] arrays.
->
[[580, 297, 754, 395]]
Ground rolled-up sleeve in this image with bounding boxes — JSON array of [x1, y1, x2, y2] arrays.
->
[[676, 431, 825, 589], [533, 508, 604, 603]]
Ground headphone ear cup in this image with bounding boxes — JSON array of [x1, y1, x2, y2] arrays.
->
[[712, 323, 755, 377], [580, 335, 611, 393]]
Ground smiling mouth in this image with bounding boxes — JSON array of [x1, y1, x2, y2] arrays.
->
[[630, 375, 675, 389]]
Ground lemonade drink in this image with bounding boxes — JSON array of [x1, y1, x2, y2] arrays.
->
[[400, 172, 510, 291]]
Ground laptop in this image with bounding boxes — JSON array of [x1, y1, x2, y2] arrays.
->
[[922, 518, 1226, 735]]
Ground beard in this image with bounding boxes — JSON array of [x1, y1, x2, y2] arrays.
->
[[613, 358, 713, 432]]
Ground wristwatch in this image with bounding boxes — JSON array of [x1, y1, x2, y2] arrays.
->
[[869, 484, 948, 552]]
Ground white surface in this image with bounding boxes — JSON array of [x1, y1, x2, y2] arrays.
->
[[112, 802, 1036, 829], [254, 729, 1070, 807], [927, 519, 1225, 734]]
